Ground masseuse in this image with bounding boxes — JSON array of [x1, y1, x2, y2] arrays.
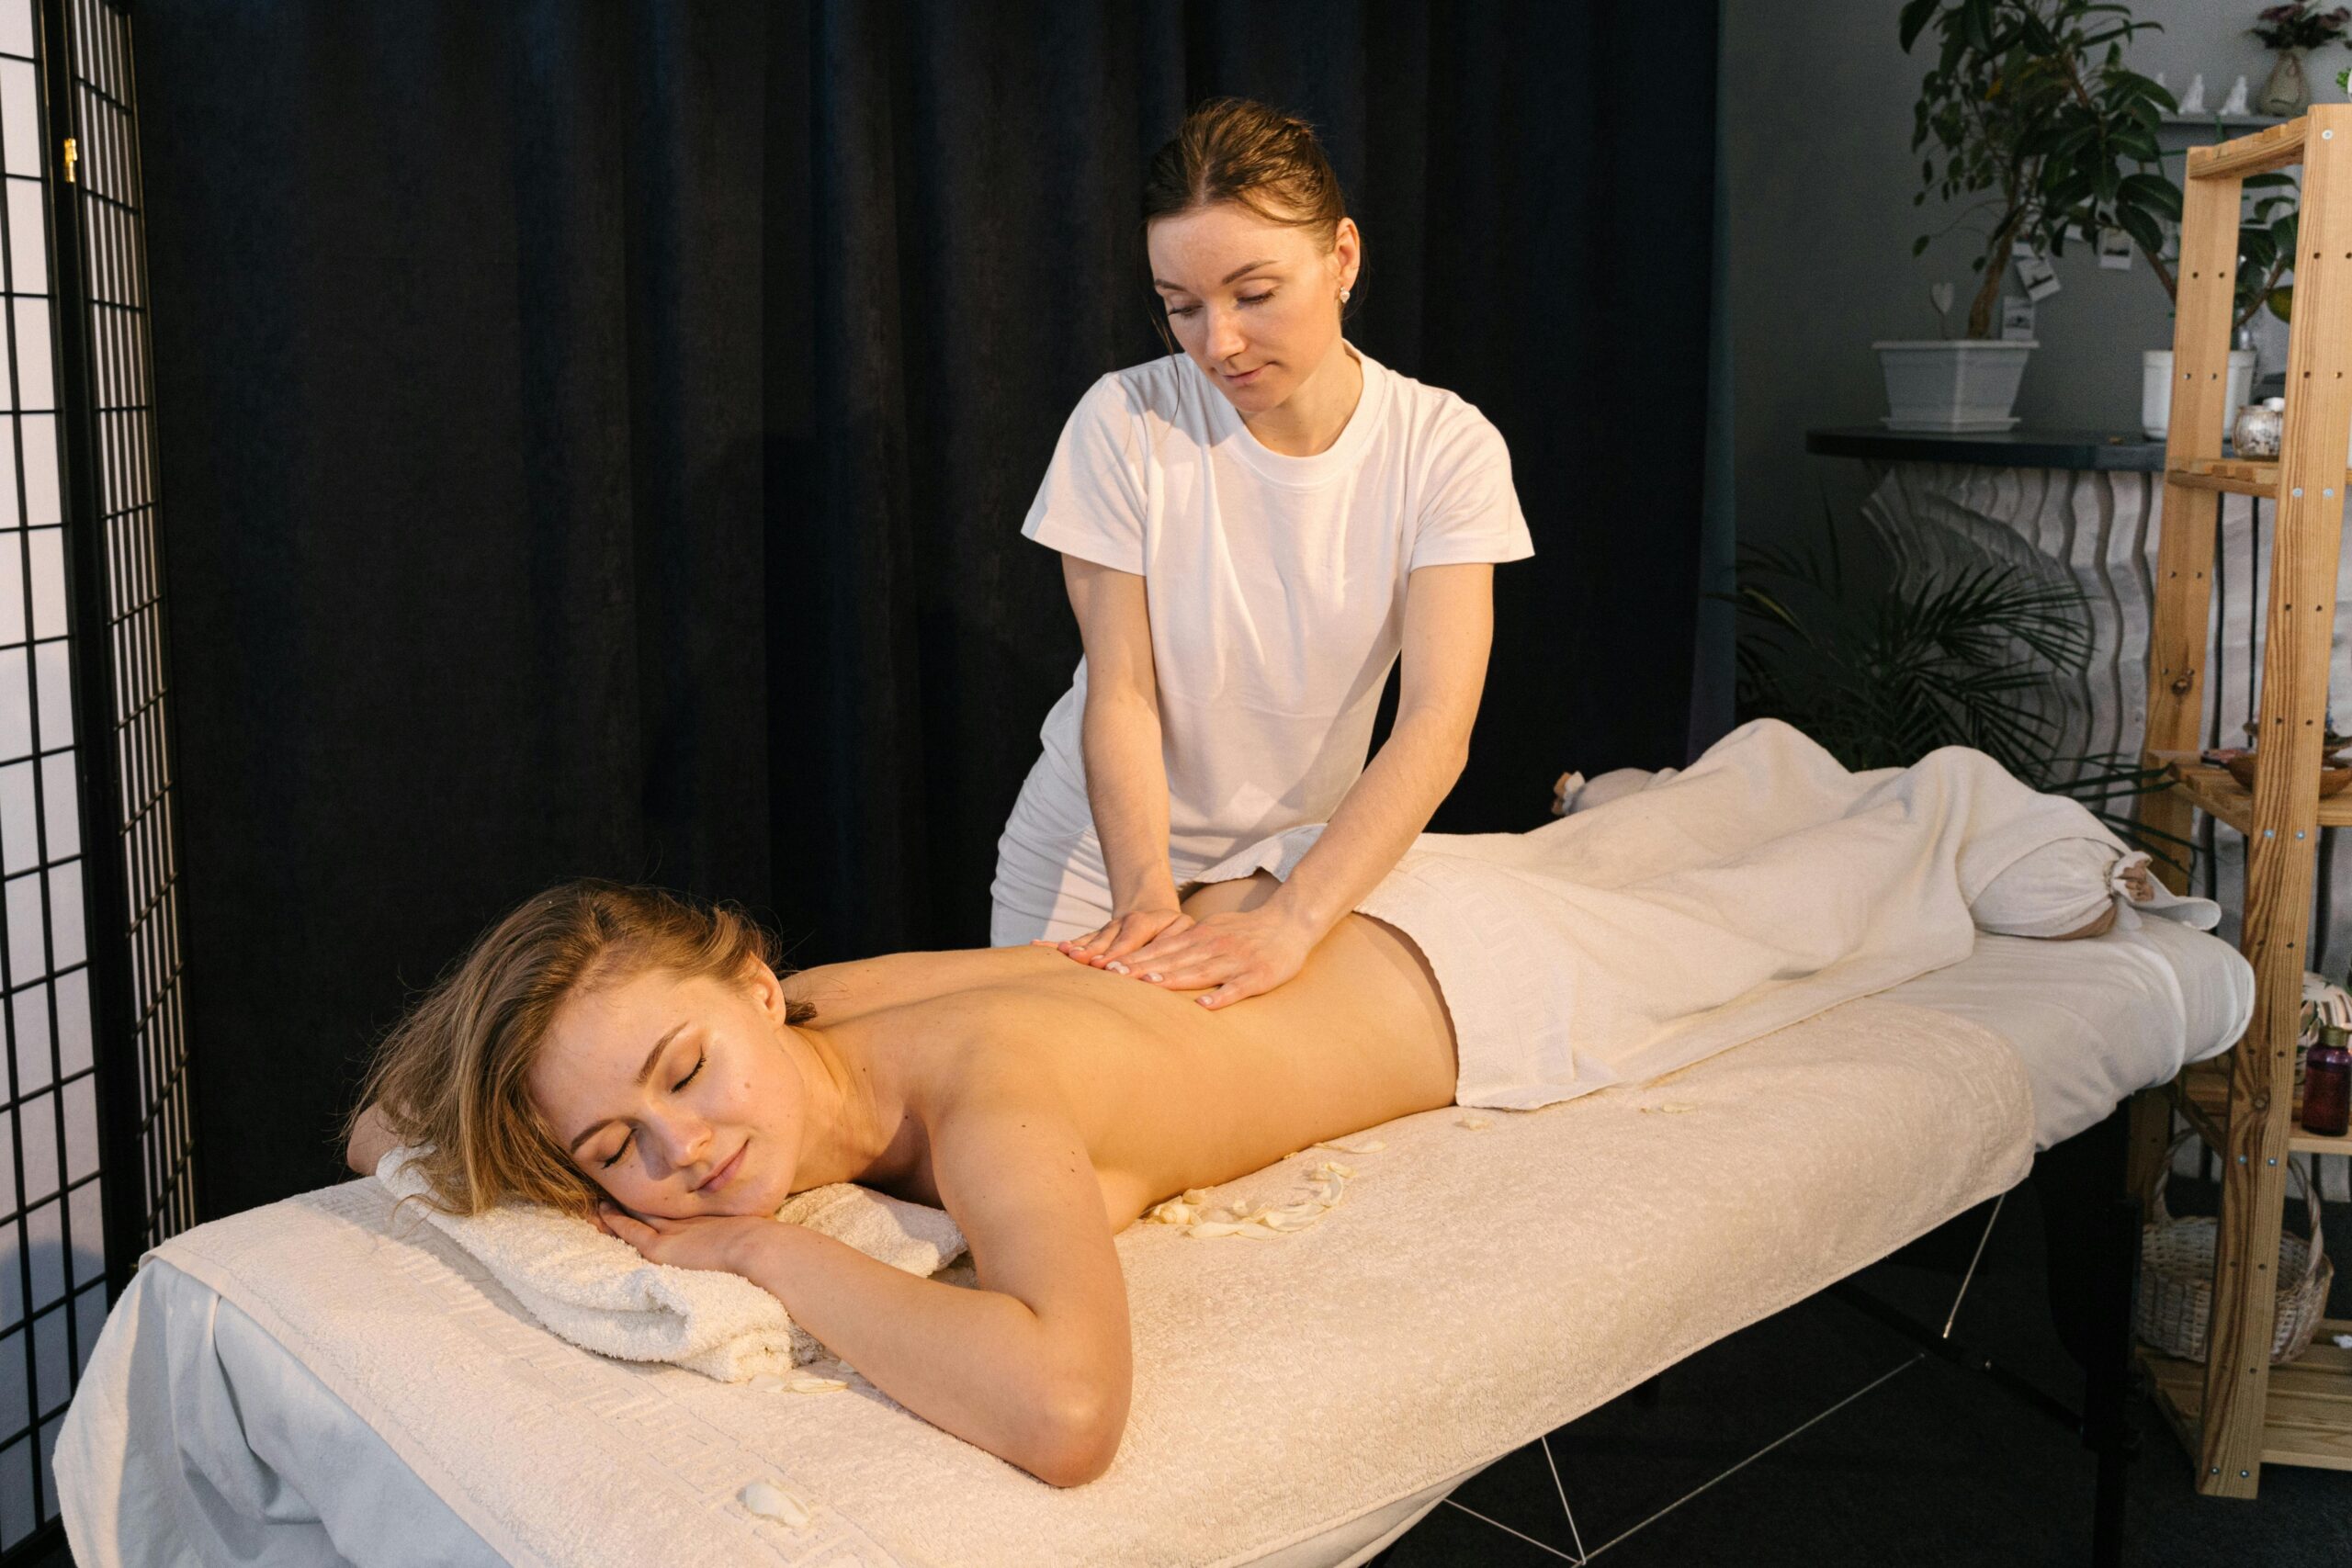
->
[[989, 97, 1532, 1009]]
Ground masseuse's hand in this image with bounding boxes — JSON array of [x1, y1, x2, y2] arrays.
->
[[1035, 908, 1193, 971], [1121, 905, 1317, 1010], [597, 1201, 775, 1277]]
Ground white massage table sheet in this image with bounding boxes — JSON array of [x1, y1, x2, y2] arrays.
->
[[60, 924, 2247, 1567]]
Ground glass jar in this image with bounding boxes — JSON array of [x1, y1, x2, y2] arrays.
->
[[2303, 1024, 2351, 1139]]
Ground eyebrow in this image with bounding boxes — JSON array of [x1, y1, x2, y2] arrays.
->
[[565, 1021, 688, 1154], [1151, 258, 1278, 293]]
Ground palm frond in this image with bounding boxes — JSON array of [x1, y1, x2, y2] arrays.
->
[[1734, 505, 2197, 877]]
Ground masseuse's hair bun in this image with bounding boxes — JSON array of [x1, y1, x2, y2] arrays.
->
[[1143, 96, 1349, 251]]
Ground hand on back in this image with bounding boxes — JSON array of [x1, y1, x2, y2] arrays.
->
[[1041, 902, 1315, 1010], [1035, 908, 1193, 970]]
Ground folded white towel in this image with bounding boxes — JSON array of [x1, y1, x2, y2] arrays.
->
[[374, 1148, 966, 1382]]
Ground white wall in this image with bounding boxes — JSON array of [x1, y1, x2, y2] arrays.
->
[[1727, 0, 2327, 558]]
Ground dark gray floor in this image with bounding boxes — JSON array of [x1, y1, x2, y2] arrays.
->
[[1376, 1176, 2352, 1566]]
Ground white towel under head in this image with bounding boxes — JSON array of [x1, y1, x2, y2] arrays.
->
[[374, 1148, 966, 1382]]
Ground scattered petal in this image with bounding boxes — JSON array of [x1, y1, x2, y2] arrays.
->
[[1316, 1137, 1386, 1155], [740, 1480, 813, 1528], [1155, 1158, 1360, 1239], [788, 1377, 848, 1394], [1457, 1115, 1491, 1131], [747, 1373, 787, 1393], [1639, 1102, 1697, 1115]]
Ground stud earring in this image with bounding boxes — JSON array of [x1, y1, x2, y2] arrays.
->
[[1340, 288, 1351, 302]]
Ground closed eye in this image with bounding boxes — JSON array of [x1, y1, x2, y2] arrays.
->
[[598, 1050, 707, 1168], [1168, 290, 1276, 318]]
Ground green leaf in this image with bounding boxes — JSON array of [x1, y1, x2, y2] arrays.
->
[[1899, 0, 1940, 53], [1961, 0, 1995, 54], [2121, 172, 2182, 218]]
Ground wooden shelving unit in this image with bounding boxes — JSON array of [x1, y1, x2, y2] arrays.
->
[[2134, 104, 2352, 1498], [2143, 1329, 2352, 1473]]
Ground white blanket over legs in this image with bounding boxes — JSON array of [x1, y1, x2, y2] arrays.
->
[[1201, 717, 2177, 1109]]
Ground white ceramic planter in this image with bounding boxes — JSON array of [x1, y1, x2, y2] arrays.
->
[[2140, 348, 2255, 442], [1871, 340, 2036, 432]]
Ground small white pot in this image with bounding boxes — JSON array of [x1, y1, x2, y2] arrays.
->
[[2141, 348, 2255, 442], [1871, 339, 2037, 432]]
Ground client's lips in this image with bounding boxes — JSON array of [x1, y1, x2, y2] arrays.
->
[[696, 1141, 747, 1194]]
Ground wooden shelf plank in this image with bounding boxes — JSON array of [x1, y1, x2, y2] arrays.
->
[[2165, 457, 2352, 499], [2143, 1323, 2352, 1474], [2169, 458, 2282, 497], [2175, 1060, 2352, 1158], [2149, 750, 2352, 836], [2188, 117, 2310, 181]]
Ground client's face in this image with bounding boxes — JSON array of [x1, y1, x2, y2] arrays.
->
[[530, 963, 805, 1221]]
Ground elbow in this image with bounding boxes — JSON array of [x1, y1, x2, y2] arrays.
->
[[1017, 1374, 1127, 1487], [345, 1101, 397, 1177], [1082, 682, 1160, 729]]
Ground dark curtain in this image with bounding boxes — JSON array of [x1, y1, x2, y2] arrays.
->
[[133, 0, 1720, 1217]]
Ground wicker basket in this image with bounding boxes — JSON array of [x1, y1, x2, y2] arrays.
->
[[2135, 1132, 2334, 1365]]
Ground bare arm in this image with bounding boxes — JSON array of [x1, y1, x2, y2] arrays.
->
[[1267, 562, 1494, 934], [1122, 563, 1497, 1006], [1057, 555, 1190, 959], [605, 1085, 1131, 1486]]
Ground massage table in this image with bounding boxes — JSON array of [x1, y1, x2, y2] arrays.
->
[[54, 913, 2251, 1568]]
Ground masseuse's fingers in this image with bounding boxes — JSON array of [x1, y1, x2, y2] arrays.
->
[[1101, 909, 1188, 963], [1198, 977, 1257, 1010], [1123, 919, 1220, 974], [1060, 919, 1122, 960], [1128, 939, 1245, 994]]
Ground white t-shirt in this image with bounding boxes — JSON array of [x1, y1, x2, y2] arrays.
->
[[1012, 343, 1533, 880]]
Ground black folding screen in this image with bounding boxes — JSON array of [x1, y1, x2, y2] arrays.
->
[[0, 0, 184, 1554]]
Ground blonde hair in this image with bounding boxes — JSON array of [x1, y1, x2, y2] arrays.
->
[[347, 879, 811, 1219]]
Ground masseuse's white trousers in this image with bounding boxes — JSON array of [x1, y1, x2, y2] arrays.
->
[[989, 754, 1119, 945]]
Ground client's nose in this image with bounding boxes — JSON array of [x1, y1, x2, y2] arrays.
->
[[645, 1119, 710, 1180]]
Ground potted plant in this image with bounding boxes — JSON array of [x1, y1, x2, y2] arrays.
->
[[1890, 0, 2177, 431], [2252, 4, 2350, 116]]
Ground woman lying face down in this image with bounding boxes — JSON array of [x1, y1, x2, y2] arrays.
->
[[345, 829, 2172, 1485], [348, 872, 1461, 1485]]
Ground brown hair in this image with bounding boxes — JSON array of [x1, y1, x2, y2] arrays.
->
[[346, 879, 812, 1220], [1143, 96, 1352, 275]]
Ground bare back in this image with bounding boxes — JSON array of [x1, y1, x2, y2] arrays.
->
[[785, 874, 1458, 1228]]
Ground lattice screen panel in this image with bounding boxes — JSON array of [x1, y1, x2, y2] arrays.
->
[[0, 0, 189, 1552], [0, 0, 92, 1548], [60, 0, 184, 1256]]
